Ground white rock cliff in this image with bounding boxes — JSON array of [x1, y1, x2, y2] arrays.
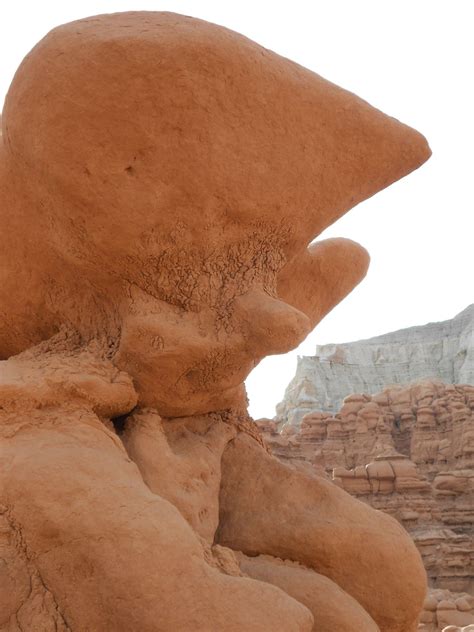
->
[[277, 305, 473, 428]]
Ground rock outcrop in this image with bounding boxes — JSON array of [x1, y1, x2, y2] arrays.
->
[[277, 305, 474, 425], [0, 11, 431, 632], [419, 589, 474, 631], [259, 379, 474, 630]]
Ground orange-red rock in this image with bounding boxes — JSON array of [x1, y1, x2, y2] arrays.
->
[[0, 11, 430, 632], [260, 380, 474, 630], [237, 552, 380, 631]]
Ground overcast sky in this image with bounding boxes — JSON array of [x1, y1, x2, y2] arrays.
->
[[2, 1, 472, 418]]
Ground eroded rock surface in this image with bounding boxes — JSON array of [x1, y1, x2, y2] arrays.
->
[[419, 589, 474, 631], [259, 379, 474, 629], [1, 10, 431, 632]]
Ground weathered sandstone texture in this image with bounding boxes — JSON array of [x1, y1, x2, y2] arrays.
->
[[277, 304, 474, 425], [1, 11, 431, 632], [259, 379, 474, 630], [419, 589, 474, 631]]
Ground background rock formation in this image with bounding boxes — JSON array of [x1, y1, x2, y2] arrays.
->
[[277, 305, 473, 425], [259, 379, 474, 630]]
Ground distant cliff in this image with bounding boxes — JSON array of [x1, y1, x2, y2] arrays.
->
[[276, 304, 473, 427]]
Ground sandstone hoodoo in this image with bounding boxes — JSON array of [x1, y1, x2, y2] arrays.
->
[[259, 379, 474, 630], [277, 305, 474, 426], [1, 11, 431, 632]]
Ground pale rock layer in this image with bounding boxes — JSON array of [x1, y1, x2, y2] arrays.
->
[[277, 305, 473, 425]]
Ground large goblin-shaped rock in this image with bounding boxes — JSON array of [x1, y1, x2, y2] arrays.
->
[[0, 12, 430, 416]]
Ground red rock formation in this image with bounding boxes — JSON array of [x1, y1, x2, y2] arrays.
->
[[1, 12, 431, 632], [259, 380, 474, 630]]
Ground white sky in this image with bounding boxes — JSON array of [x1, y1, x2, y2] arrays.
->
[[2, 1, 472, 418]]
